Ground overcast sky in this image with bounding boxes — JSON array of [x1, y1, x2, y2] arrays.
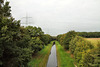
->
[[7, 0, 100, 36]]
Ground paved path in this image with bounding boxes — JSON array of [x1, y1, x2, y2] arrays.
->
[[47, 44, 57, 67]]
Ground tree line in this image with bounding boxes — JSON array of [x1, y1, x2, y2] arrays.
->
[[57, 31, 100, 67], [77, 32, 100, 38], [0, 1, 53, 67]]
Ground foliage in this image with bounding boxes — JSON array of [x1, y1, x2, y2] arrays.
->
[[0, 1, 53, 67], [57, 31, 77, 49], [26, 26, 44, 37], [77, 32, 100, 38], [73, 38, 93, 64], [57, 31, 99, 67], [57, 34, 63, 42], [80, 48, 100, 67], [69, 35, 100, 67], [64, 31, 77, 49], [40, 34, 52, 45], [79, 42, 100, 67], [69, 36, 83, 54]]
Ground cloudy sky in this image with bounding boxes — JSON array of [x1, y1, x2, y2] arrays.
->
[[7, 0, 100, 36]]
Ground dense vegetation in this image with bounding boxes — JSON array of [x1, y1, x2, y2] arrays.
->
[[69, 36, 100, 67], [57, 31, 77, 49], [77, 32, 100, 38], [57, 31, 100, 67], [0, 1, 53, 67]]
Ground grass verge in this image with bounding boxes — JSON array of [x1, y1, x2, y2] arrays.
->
[[28, 41, 53, 67], [56, 41, 75, 67]]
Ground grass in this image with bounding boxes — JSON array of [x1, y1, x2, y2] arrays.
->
[[28, 41, 53, 67], [56, 41, 75, 67], [85, 38, 100, 47]]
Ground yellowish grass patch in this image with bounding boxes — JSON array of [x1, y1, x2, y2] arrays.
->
[[85, 38, 100, 47]]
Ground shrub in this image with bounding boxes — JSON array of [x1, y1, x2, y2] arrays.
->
[[71, 36, 94, 66], [69, 36, 83, 54], [63, 31, 77, 49], [79, 42, 100, 67]]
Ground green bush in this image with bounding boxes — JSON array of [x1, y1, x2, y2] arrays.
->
[[79, 42, 100, 67], [63, 31, 77, 49], [57, 31, 77, 49], [69, 36, 94, 67], [69, 36, 83, 54], [40, 34, 52, 45]]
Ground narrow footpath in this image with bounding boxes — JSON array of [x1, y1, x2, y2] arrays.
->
[[47, 44, 57, 67]]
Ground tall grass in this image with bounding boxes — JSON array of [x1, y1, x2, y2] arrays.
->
[[86, 38, 100, 47], [56, 41, 75, 67], [28, 41, 53, 67]]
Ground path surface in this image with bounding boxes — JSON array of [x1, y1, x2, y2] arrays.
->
[[47, 44, 57, 67]]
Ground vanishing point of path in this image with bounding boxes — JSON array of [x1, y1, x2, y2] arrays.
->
[[47, 44, 57, 67]]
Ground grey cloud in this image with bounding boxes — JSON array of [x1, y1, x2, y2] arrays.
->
[[8, 0, 100, 36]]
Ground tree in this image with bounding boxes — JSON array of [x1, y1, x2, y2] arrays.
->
[[63, 31, 77, 49], [25, 26, 44, 53], [26, 26, 44, 37], [69, 36, 83, 54], [40, 34, 52, 45], [0, 1, 13, 66], [0, 1, 32, 67], [77, 32, 100, 38]]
